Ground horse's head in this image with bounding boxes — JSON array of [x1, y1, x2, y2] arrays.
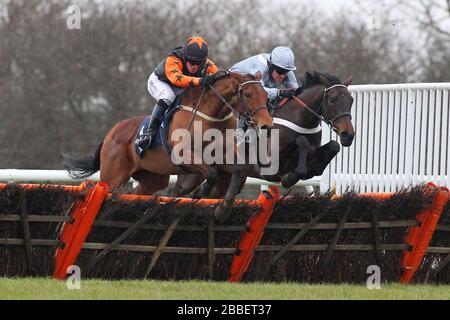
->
[[312, 71, 355, 146], [214, 71, 273, 136]]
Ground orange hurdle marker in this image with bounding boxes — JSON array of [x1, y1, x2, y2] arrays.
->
[[54, 181, 109, 280], [400, 183, 450, 284], [228, 186, 280, 282]]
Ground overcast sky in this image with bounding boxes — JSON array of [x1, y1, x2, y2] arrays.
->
[[315, 0, 358, 11], [44, 0, 450, 41], [258, 0, 416, 35], [307, 0, 433, 39]]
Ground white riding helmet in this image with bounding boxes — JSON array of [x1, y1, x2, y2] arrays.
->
[[270, 46, 296, 71]]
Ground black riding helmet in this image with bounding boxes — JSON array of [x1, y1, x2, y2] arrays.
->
[[183, 37, 208, 65]]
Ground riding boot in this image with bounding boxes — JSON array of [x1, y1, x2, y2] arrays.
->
[[136, 99, 170, 149]]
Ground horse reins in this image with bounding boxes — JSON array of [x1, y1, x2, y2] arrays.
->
[[290, 84, 351, 133], [184, 70, 231, 133], [322, 84, 353, 124], [177, 74, 267, 162], [207, 84, 239, 118], [208, 79, 266, 125], [184, 87, 207, 133]]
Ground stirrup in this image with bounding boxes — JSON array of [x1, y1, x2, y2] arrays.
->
[[136, 135, 151, 149], [136, 127, 156, 149]]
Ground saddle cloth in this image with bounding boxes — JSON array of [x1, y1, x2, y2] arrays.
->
[[135, 98, 181, 157]]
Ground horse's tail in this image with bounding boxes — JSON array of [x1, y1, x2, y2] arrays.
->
[[63, 141, 103, 179]]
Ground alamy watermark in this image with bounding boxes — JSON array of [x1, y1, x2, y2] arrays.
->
[[366, 265, 381, 290], [365, 4, 382, 30], [170, 121, 279, 175], [66, 265, 81, 290], [66, 5, 81, 30]]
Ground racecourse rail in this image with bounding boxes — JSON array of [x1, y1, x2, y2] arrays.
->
[[324, 82, 450, 194], [0, 169, 319, 194]]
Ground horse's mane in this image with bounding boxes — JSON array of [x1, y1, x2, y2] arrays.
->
[[229, 71, 256, 81], [301, 71, 342, 89], [211, 71, 256, 86]]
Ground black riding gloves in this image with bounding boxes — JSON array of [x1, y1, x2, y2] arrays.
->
[[201, 74, 216, 87], [277, 88, 297, 99]]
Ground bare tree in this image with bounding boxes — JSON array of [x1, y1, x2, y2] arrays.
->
[[396, 0, 450, 39], [0, 0, 439, 169], [385, 0, 450, 81]]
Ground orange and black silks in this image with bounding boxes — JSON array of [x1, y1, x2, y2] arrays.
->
[[154, 47, 219, 88]]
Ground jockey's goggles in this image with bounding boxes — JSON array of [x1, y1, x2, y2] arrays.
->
[[273, 65, 290, 75], [186, 58, 206, 66]]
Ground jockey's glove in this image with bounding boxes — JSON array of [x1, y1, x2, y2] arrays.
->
[[201, 74, 216, 88], [277, 88, 297, 99]]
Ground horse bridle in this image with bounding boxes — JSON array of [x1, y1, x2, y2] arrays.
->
[[293, 84, 352, 133], [237, 80, 268, 125], [207, 73, 267, 125], [322, 84, 353, 125]]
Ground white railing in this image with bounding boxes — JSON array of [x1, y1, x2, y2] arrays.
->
[[322, 82, 450, 193], [0, 169, 321, 191]]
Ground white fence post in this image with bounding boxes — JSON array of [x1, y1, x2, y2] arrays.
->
[[328, 82, 450, 194]]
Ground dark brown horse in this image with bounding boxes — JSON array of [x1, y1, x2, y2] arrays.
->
[[173, 71, 354, 205], [63, 72, 273, 207]]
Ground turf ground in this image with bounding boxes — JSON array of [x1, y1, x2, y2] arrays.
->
[[1, 278, 449, 300]]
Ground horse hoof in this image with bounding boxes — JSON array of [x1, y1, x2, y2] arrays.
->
[[281, 173, 298, 189], [214, 205, 231, 222], [190, 188, 203, 199], [281, 179, 292, 189], [329, 140, 341, 154]]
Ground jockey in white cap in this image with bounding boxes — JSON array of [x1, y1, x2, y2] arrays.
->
[[230, 46, 302, 139]]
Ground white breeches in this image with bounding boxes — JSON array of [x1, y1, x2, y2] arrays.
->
[[147, 72, 176, 104]]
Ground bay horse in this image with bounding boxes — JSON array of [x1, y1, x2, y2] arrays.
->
[[63, 72, 273, 214], [173, 71, 354, 206]]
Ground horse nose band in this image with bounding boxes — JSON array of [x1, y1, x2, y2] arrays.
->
[[323, 84, 352, 132], [238, 80, 268, 123], [208, 78, 268, 126]]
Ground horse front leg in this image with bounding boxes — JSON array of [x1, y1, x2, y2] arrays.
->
[[191, 167, 219, 199], [169, 174, 204, 197], [214, 165, 244, 221], [281, 136, 310, 188], [303, 140, 340, 180]]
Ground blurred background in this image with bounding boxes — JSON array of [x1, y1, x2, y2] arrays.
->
[[0, 0, 449, 169]]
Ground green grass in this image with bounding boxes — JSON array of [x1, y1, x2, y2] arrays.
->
[[1, 278, 449, 300]]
